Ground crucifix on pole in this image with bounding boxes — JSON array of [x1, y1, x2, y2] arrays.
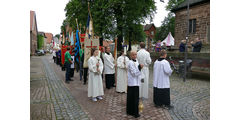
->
[[86, 40, 98, 55]]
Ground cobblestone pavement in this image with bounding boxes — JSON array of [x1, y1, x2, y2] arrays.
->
[[42, 58, 89, 120], [31, 55, 209, 120], [48, 54, 210, 120], [30, 56, 56, 120], [31, 56, 89, 120], [168, 77, 210, 120]]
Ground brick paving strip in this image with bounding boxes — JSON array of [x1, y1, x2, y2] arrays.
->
[[42, 58, 89, 120], [30, 56, 56, 120]]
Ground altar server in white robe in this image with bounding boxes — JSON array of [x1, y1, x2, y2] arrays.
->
[[137, 42, 152, 99], [103, 46, 116, 89], [153, 50, 173, 109], [116, 50, 129, 93], [126, 51, 143, 118], [88, 48, 104, 102]]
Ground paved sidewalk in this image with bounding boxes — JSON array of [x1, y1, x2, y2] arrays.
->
[[31, 55, 210, 120], [49, 54, 210, 120], [31, 56, 89, 120], [30, 56, 56, 120]]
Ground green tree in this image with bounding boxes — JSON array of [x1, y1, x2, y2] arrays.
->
[[37, 34, 44, 49], [166, 0, 185, 11], [63, 0, 156, 50], [154, 0, 184, 42], [154, 13, 175, 41], [55, 34, 60, 39]]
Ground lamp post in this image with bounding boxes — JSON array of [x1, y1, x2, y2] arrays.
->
[[183, 0, 190, 82]]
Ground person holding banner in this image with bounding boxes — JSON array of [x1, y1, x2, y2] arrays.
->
[[79, 44, 84, 81], [116, 50, 129, 93], [88, 48, 104, 102], [82, 50, 88, 85], [103, 46, 116, 89], [64, 47, 73, 84]]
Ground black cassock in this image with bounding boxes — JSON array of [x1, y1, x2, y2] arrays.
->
[[126, 86, 139, 117], [105, 74, 115, 89], [153, 87, 170, 106]]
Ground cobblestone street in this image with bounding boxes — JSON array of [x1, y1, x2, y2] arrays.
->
[[30, 55, 210, 120]]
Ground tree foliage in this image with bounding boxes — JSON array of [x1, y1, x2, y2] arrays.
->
[[154, 0, 184, 42], [154, 13, 175, 41], [55, 34, 60, 39], [63, 0, 156, 50], [37, 34, 44, 49], [166, 0, 185, 11]]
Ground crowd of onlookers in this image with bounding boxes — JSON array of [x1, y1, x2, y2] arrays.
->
[[155, 37, 202, 53]]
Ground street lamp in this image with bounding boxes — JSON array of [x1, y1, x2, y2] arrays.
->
[[183, 0, 190, 82]]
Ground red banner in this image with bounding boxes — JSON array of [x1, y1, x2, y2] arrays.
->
[[61, 45, 73, 66], [80, 34, 85, 43]]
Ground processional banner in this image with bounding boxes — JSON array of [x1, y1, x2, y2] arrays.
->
[[83, 37, 99, 68]]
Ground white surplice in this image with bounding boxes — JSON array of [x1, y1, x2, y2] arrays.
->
[[127, 60, 141, 86], [116, 55, 129, 93], [137, 49, 152, 99], [103, 53, 115, 74], [88, 56, 104, 97], [153, 59, 173, 88]]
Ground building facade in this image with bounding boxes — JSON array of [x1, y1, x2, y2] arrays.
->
[[45, 33, 53, 51], [172, 0, 210, 47], [30, 11, 38, 55], [144, 24, 156, 51]]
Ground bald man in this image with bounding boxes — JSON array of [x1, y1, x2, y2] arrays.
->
[[126, 51, 143, 118]]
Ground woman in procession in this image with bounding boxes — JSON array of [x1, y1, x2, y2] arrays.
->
[[87, 48, 104, 102]]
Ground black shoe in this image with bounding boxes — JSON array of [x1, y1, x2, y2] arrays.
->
[[155, 105, 163, 108], [69, 79, 74, 81], [83, 82, 86, 85], [163, 105, 174, 110], [134, 114, 140, 118]]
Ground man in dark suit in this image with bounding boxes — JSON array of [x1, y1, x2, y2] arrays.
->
[[191, 37, 202, 52]]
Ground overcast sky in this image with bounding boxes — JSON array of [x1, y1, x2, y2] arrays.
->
[[30, 0, 169, 36]]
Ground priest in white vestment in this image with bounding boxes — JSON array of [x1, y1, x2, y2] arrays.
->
[[103, 46, 116, 89], [88, 48, 104, 102], [153, 50, 173, 109], [137, 42, 152, 99], [126, 51, 143, 118], [116, 50, 129, 93]]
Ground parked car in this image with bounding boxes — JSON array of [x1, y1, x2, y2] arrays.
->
[[35, 50, 45, 56]]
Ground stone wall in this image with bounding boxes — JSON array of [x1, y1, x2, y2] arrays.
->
[[119, 51, 210, 79], [30, 30, 38, 55], [174, 2, 210, 47]]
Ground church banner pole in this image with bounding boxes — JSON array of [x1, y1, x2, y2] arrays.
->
[[114, 37, 118, 86]]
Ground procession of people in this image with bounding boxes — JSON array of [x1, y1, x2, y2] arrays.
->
[[52, 41, 174, 118]]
